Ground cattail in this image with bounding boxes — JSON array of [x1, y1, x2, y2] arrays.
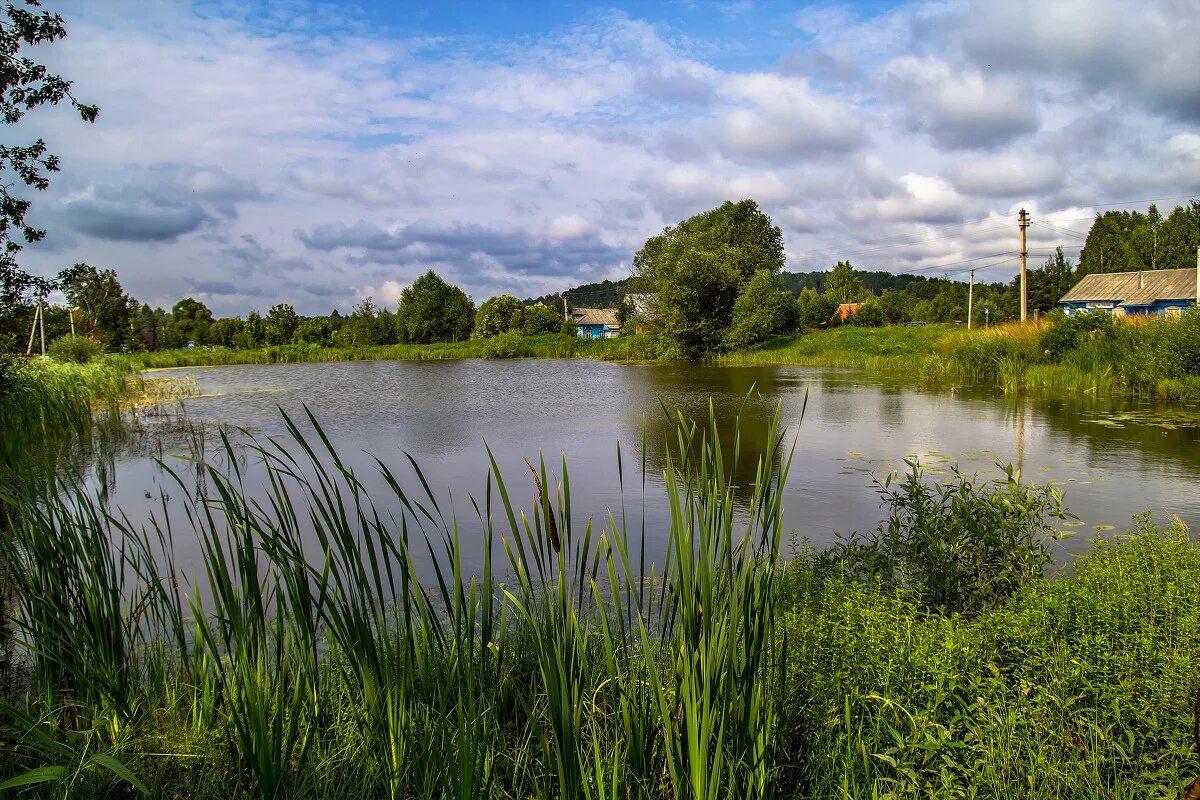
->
[[523, 456, 561, 554]]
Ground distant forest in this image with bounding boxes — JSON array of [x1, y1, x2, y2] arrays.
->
[[3, 201, 1196, 355]]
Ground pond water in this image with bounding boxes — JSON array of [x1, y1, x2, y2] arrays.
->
[[98, 358, 1200, 579]]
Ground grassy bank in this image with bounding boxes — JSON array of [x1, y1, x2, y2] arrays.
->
[[124, 311, 1200, 402], [0, 358, 133, 480], [717, 314, 1200, 401], [1, 406, 1197, 798], [0, 356, 195, 492], [126, 332, 667, 369]]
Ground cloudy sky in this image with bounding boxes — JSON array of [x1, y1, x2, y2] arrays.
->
[[16, 0, 1200, 315]]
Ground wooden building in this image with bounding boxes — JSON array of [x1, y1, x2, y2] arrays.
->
[[1058, 268, 1199, 318]]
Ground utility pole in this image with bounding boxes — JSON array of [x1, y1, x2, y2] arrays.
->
[[69, 308, 76, 337], [1019, 208, 1030, 323], [562, 294, 569, 320], [26, 301, 40, 355], [967, 269, 975, 330]]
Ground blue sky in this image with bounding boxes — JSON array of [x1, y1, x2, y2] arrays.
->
[[17, 0, 1200, 314]]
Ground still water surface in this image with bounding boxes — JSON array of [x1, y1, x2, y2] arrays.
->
[[104, 359, 1200, 577]]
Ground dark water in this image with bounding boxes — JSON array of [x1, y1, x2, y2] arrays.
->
[[99, 359, 1200, 578]]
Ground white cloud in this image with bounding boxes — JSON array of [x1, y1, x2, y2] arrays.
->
[[851, 174, 968, 224], [881, 56, 1037, 149], [10, 0, 1194, 315], [717, 73, 865, 161], [948, 153, 1064, 197]]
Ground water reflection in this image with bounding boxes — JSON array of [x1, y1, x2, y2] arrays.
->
[[71, 359, 1200, 583]]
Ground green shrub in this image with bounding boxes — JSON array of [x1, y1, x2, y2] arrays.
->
[[847, 300, 884, 327], [0, 352, 26, 396], [819, 461, 1071, 615], [1039, 311, 1114, 359], [47, 334, 105, 364], [483, 330, 525, 359]]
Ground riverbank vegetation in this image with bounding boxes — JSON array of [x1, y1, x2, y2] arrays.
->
[[719, 309, 1200, 401], [1, 407, 1197, 798]]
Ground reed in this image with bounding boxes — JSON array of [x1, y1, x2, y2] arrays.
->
[[1, 399, 793, 798], [2, 402, 1199, 798]]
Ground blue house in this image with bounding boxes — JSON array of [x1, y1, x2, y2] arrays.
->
[[570, 307, 621, 339], [1059, 268, 1198, 318]]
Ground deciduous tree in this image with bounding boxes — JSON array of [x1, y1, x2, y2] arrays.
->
[[825, 260, 864, 305], [634, 199, 783, 357], [60, 265, 130, 349], [0, 1, 99, 317], [396, 270, 474, 343], [723, 270, 796, 349], [265, 303, 298, 345], [474, 294, 523, 338]]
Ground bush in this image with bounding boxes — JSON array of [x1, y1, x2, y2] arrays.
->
[[47, 334, 105, 364], [723, 270, 797, 350], [0, 352, 27, 396], [847, 300, 884, 327], [483, 330, 525, 359], [1038, 311, 1114, 359], [819, 461, 1071, 615]]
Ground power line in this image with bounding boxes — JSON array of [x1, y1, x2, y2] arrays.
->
[[1032, 221, 1089, 239]]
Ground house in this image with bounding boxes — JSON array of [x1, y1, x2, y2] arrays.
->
[[1058, 268, 1199, 318], [570, 307, 621, 339], [836, 302, 860, 321]]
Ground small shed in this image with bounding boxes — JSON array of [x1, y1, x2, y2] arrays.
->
[[836, 302, 860, 321], [571, 307, 621, 339], [1058, 268, 1199, 318]]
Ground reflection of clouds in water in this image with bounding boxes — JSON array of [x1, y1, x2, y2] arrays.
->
[[86, 360, 1200, 585]]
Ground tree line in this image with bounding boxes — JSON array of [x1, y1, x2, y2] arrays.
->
[[0, 268, 585, 353], [1, 198, 1196, 357], [627, 199, 1199, 357]]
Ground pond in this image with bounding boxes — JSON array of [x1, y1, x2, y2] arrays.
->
[[95, 358, 1200, 579]]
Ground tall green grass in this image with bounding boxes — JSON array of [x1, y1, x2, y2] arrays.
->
[[1, 401, 790, 798], [783, 513, 1200, 798], [2, 401, 1198, 797], [0, 358, 137, 485]]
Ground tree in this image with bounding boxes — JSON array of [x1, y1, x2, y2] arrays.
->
[[60, 265, 130, 349], [171, 297, 213, 344], [338, 297, 382, 346], [207, 316, 243, 348], [1026, 246, 1076, 313], [1078, 202, 1200, 276], [825, 260, 864, 305], [723, 270, 796, 350], [396, 270, 475, 343], [847, 299, 884, 327], [0, 2, 99, 319], [293, 317, 332, 346], [264, 303, 298, 345], [244, 310, 265, 347], [879, 289, 912, 325], [634, 199, 784, 357], [795, 287, 836, 329], [521, 302, 564, 336], [474, 294, 523, 338]]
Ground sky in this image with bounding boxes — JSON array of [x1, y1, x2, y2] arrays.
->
[[14, 0, 1200, 315]]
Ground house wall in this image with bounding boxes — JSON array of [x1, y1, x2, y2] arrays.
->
[[575, 324, 619, 339], [1061, 299, 1195, 317]]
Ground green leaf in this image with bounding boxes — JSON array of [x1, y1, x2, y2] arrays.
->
[[88, 753, 149, 795], [0, 765, 69, 790]]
